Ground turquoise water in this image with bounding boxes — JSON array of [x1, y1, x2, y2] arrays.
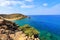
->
[[14, 15, 60, 40]]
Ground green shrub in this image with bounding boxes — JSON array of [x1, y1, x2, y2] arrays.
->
[[19, 24, 40, 36]]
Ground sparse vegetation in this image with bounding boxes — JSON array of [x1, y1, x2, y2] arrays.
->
[[19, 24, 40, 37], [0, 14, 27, 21], [0, 19, 40, 40]]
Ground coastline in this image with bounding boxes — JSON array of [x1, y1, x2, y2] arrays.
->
[[0, 14, 27, 21], [0, 19, 40, 40], [3, 16, 27, 21]]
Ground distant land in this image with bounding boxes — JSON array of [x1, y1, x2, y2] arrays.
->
[[0, 13, 27, 21]]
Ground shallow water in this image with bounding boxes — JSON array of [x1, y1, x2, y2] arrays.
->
[[14, 15, 60, 40]]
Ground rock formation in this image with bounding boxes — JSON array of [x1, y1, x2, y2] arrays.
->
[[0, 19, 40, 40], [0, 19, 19, 40]]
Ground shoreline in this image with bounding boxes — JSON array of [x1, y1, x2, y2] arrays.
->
[[0, 14, 27, 21], [0, 16, 27, 21], [4, 16, 26, 21]]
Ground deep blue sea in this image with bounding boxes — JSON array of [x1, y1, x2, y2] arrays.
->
[[14, 15, 60, 40]]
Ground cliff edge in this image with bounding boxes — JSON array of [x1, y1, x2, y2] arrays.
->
[[0, 19, 40, 40]]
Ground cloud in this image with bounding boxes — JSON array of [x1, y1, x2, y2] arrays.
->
[[0, 0, 6, 2], [20, 4, 34, 8], [41, 4, 60, 14], [0, 1, 24, 6], [0, 1, 10, 6], [0, 0, 34, 8], [27, 4, 60, 15], [24, 0, 33, 2], [43, 3, 48, 7]]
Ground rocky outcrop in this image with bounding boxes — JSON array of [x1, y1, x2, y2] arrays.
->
[[0, 19, 19, 40], [0, 19, 40, 40]]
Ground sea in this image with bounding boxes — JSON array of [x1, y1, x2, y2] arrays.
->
[[14, 15, 60, 40]]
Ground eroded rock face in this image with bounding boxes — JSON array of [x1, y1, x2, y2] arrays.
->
[[0, 20, 27, 40], [0, 20, 40, 40], [0, 20, 19, 40]]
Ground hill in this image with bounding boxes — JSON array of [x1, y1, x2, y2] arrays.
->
[[0, 13, 27, 21]]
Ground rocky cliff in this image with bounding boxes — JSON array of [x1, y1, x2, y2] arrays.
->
[[0, 19, 40, 40]]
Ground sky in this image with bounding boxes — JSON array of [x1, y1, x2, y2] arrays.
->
[[0, 0, 60, 15]]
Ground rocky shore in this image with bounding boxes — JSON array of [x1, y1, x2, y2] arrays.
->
[[0, 19, 40, 40]]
